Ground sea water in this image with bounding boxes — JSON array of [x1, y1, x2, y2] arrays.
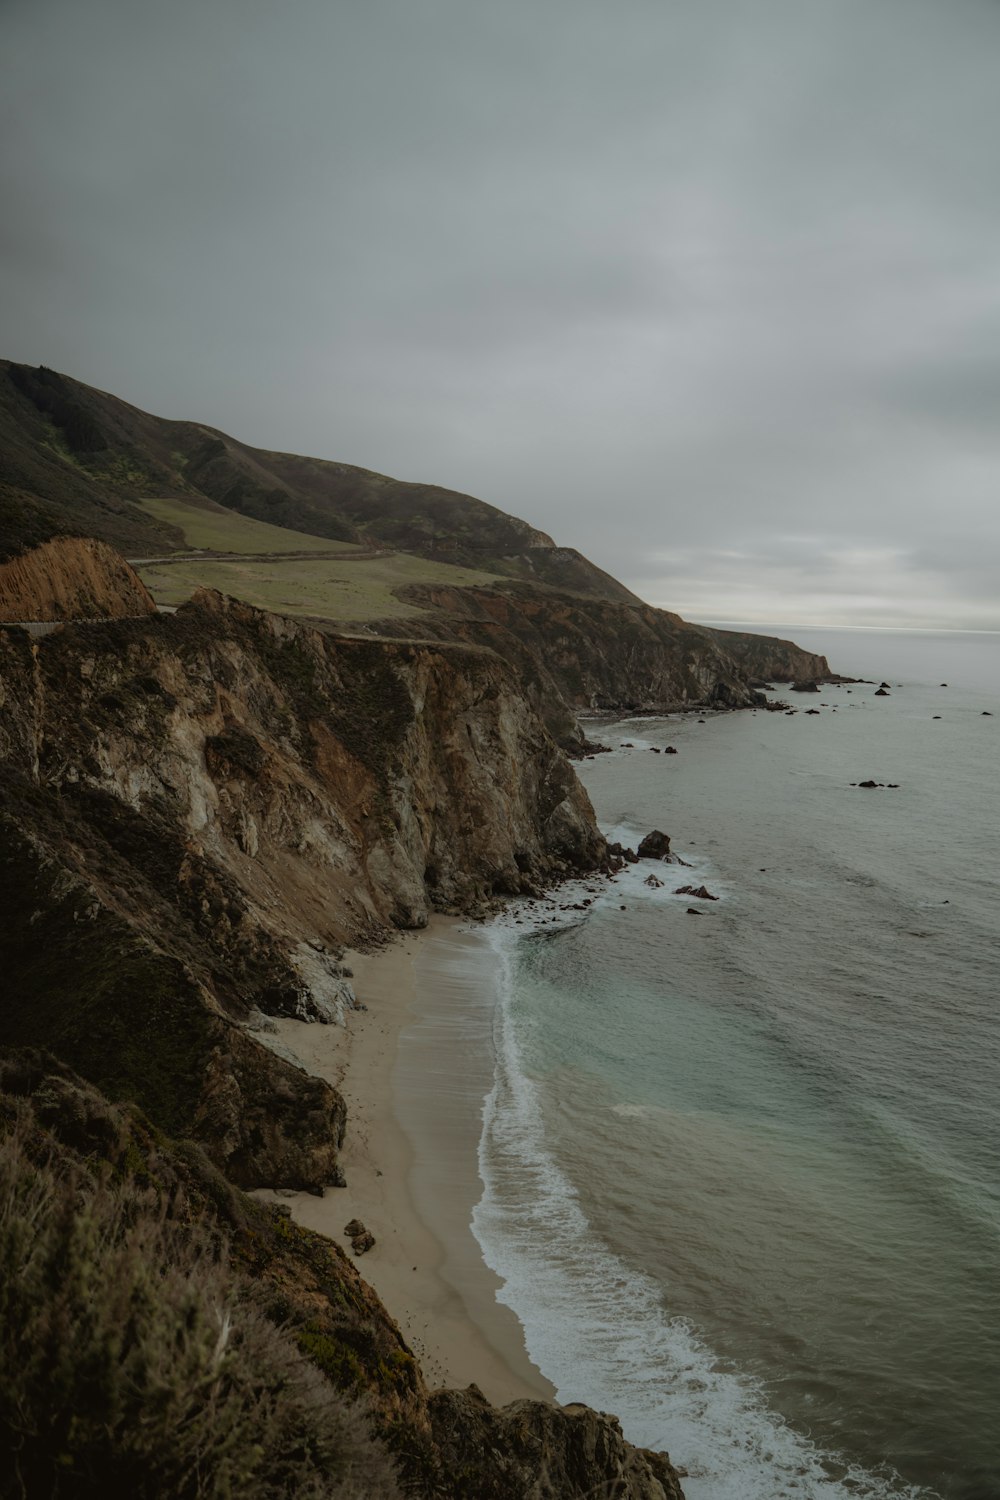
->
[[470, 628, 1000, 1500]]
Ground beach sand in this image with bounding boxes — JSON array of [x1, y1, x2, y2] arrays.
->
[[262, 915, 554, 1406]]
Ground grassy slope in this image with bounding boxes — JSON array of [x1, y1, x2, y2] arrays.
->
[[133, 499, 502, 623], [135, 497, 367, 556]]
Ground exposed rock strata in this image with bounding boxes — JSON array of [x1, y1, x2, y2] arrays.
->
[[0, 592, 604, 1186], [0, 536, 156, 622], [382, 582, 830, 738]]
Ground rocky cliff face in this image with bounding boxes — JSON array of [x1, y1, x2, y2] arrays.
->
[[0, 591, 686, 1498], [0, 592, 604, 1188], [0, 536, 157, 622], [699, 624, 832, 683], [382, 581, 831, 736]]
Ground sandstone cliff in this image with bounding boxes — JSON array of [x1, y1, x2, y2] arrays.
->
[[0, 592, 604, 1188], [0, 536, 157, 622]]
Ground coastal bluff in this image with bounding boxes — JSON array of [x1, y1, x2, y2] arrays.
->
[[0, 586, 687, 1496]]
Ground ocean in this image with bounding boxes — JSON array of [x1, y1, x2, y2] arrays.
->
[[469, 627, 1000, 1500]]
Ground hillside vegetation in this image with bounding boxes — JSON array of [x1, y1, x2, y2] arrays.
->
[[0, 357, 836, 731]]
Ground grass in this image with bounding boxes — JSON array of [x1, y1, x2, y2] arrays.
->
[[135, 497, 366, 556], [137, 551, 500, 623], [133, 495, 500, 623]]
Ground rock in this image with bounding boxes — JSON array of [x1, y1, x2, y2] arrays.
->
[[857, 780, 881, 788], [686, 908, 702, 915], [649, 746, 661, 752], [983, 711, 993, 716], [429, 1387, 686, 1500], [674, 884, 718, 900], [874, 688, 890, 697], [880, 682, 892, 690], [637, 830, 671, 860], [351, 1230, 376, 1256], [643, 873, 664, 888], [791, 680, 821, 692], [805, 708, 820, 715], [933, 715, 942, 719], [344, 1218, 366, 1238], [664, 745, 678, 754]]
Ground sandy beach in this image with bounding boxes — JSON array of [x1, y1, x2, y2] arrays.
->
[[263, 915, 554, 1406]]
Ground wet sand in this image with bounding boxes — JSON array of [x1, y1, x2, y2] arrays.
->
[[264, 915, 554, 1405]]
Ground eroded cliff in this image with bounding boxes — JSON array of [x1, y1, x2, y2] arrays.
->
[[381, 580, 831, 736], [0, 591, 604, 1188], [0, 536, 157, 622]]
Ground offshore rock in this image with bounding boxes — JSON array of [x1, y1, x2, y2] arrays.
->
[[674, 884, 718, 901], [637, 830, 671, 860]]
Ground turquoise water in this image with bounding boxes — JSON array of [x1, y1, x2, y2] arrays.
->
[[472, 629, 1000, 1499]]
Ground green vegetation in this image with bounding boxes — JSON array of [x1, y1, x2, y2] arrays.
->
[[136, 497, 366, 557], [0, 1089, 402, 1499], [137, 549, 499, 623]]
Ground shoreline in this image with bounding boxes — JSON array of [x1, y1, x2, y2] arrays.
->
[[262, 914, 554, 1406]]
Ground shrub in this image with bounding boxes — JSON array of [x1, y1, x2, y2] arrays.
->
[[0, 1119, 401, 1499]]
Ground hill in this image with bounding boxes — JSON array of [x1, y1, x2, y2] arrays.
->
[[0, 358, 835, 734]]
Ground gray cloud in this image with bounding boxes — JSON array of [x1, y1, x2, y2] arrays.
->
[[3, 0, 1000, 628]]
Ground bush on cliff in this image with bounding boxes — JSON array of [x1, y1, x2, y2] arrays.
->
[[0, 1109, 401, 1500]]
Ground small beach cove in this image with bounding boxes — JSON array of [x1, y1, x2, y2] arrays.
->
[[258, 915, 554, 1406]]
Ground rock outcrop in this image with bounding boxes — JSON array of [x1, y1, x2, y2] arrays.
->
[[0, 536, 157, 622], [429, 1385, 684, 1499]]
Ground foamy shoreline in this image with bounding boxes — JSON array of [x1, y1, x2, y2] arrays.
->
[[259, 914, 554, 1405]]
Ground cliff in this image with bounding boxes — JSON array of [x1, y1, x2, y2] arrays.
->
[[380, 581, 831, 732], [0, 592, 604, 1187], [0, 536, 157, 622], [699, 623, 832, 683], [0, 588, 686, 1498]]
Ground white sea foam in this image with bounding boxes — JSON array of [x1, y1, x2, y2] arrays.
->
[[470, 919, 927, 1500]]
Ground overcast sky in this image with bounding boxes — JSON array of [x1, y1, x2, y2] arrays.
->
[[4, 0, 1000, 629]]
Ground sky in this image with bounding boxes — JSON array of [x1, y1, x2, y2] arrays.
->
[[3, 0, 1000, 630]]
